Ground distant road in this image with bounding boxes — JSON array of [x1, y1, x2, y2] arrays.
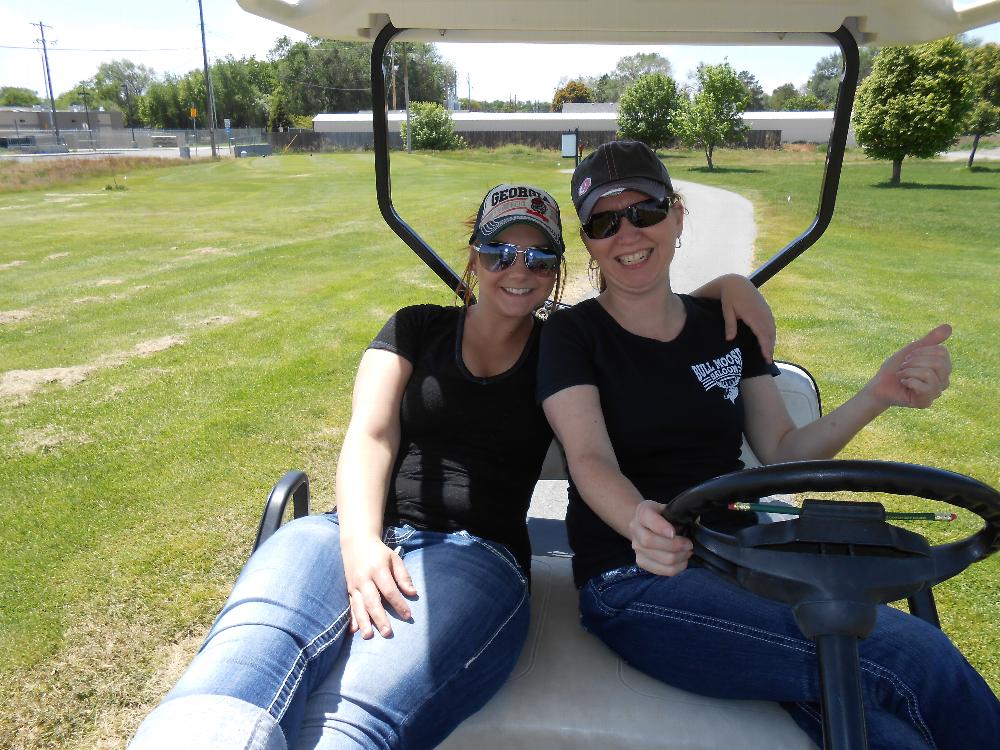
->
[[938, 147, 1000, 162]]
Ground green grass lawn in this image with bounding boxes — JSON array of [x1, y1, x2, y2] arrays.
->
[[1, 147, 997, 748]]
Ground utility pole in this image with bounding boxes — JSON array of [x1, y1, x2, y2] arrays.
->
[[389, 45, 397, 110], [78, 89, 95, 150], [31, 21, 60, 144], [196, 0, 219, 158], [403, 43, 411, 153], [121, 84, 137, 146]]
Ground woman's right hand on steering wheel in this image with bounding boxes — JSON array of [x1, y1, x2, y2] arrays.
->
[[630, 500, 694, 577], [342, 535, 417, 639]]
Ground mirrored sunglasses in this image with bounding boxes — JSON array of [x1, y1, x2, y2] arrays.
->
[[582, 197, 677, 240], [475, 242, 561, 275]]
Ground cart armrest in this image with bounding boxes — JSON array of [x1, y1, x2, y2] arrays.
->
[[253, 470, 310, 553]]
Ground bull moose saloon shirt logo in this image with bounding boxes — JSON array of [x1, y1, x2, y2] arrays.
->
[[691, 348, 743, 403]]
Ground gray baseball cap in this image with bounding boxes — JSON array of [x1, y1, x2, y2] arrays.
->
[[470, 184, 565, 253], [572, 141, 673, 222]]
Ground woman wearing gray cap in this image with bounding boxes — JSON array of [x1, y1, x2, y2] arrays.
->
[[537, 140, 996, 749], [130, 181, 774, 750]]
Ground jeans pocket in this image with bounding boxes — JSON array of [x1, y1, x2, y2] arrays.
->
[[584, 565, 651, 616]]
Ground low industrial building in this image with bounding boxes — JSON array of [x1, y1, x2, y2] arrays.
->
[[310, 108, 855, 149]]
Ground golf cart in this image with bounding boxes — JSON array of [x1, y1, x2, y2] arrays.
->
[[237, 2, 1000, 748]]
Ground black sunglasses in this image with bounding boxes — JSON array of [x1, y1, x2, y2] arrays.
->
[[582, 197, 677, 240], [475, 242, 561, 275]]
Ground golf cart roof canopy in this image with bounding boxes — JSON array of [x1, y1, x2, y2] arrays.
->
[[237, 0, 1000, 45]]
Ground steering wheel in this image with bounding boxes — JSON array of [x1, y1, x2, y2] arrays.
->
[[661, 459, 1000, 750]]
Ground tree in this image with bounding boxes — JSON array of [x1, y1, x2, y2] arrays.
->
[[737, 71, 767, 111], [781, 93, 825, 111], [578, 53, 673, 103], [91, 59, 155, 127], [768, 83, 799, 111], [617, 73, 681, 149], [853, 38, 972, 184], [675, 62, 750, 169], [0, 86, 41, 106], [400, 101, 465, 150], [552, 80, 595, 112], [805, 48, 877, 108], [964, 43, 1000, 167], [615, 53, 672, 86], [212, 55, 272, 127], [140, 75, 185, 128], [268, 85, 293, 132]]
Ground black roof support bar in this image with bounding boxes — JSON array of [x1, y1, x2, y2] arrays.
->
[[370, 21, 858, 295], [750, 24, 860, 287], [370, 22, 470, 299]]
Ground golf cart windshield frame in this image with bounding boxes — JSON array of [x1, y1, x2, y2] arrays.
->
[[368, 23, 860, 296]]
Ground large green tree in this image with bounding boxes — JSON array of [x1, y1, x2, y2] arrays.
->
[[272, 38, 454, 117], [579, 52, 673, 103], [552, 80, 594, 111], [737, 71, 767, 111], [768, 83, 798, 111], [140, 75, 185, 129], [211, 56, 273, 127], [853, 37, 972, 184], [0, 87, 41, 106], [963, 43, 1000, 167], [676, 62, 750, 169], [805, 48, 877, 108], [617, 73, 681, 149], [92, 59, 155, 127]]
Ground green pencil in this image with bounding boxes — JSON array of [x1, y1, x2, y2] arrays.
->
[[728, 502, 957, 522]]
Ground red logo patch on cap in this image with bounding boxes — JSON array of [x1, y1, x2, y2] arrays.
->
[[578, 177, 592, 197]]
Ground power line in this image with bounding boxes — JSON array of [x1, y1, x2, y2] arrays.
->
[[0, 44, 198, 52]]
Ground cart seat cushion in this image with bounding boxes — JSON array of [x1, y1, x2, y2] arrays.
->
[[439, 555, 816, 750]]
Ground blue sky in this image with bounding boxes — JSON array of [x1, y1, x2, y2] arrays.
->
[[3, 1, 999, 104]]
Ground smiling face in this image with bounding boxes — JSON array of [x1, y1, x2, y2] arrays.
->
[[582, 189, 683, 297], [473, 224, 558, 319]]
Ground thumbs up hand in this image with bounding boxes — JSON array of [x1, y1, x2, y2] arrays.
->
[[865, 324, 953, 409]]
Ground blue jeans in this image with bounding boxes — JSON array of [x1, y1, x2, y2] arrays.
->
[[580, 565, 1000, 750], [129, 514, 530, 750]]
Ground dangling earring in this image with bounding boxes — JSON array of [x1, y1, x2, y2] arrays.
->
[[587, 257, 598, 271], [675, 236, 683, 249]]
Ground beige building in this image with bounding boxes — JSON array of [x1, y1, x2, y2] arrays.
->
[[0, 106, 124, 133]]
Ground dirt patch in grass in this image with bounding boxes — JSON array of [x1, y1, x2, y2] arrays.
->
[[1, 365, 98, 400], [1, 336, 187, 403], [132, 335, 184, 356], [95, 279, 124, 287], [0, 310, 33, 324], [45, 252, 70, 261], [1, 260, 27, 270], [15, 424, 92, 455]]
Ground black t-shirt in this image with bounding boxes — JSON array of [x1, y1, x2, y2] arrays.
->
[[536, 296, 778, 587], [370, 304, 553, 573]]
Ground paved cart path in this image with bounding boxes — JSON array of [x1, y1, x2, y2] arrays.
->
[[531, 179, 756, 522]]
